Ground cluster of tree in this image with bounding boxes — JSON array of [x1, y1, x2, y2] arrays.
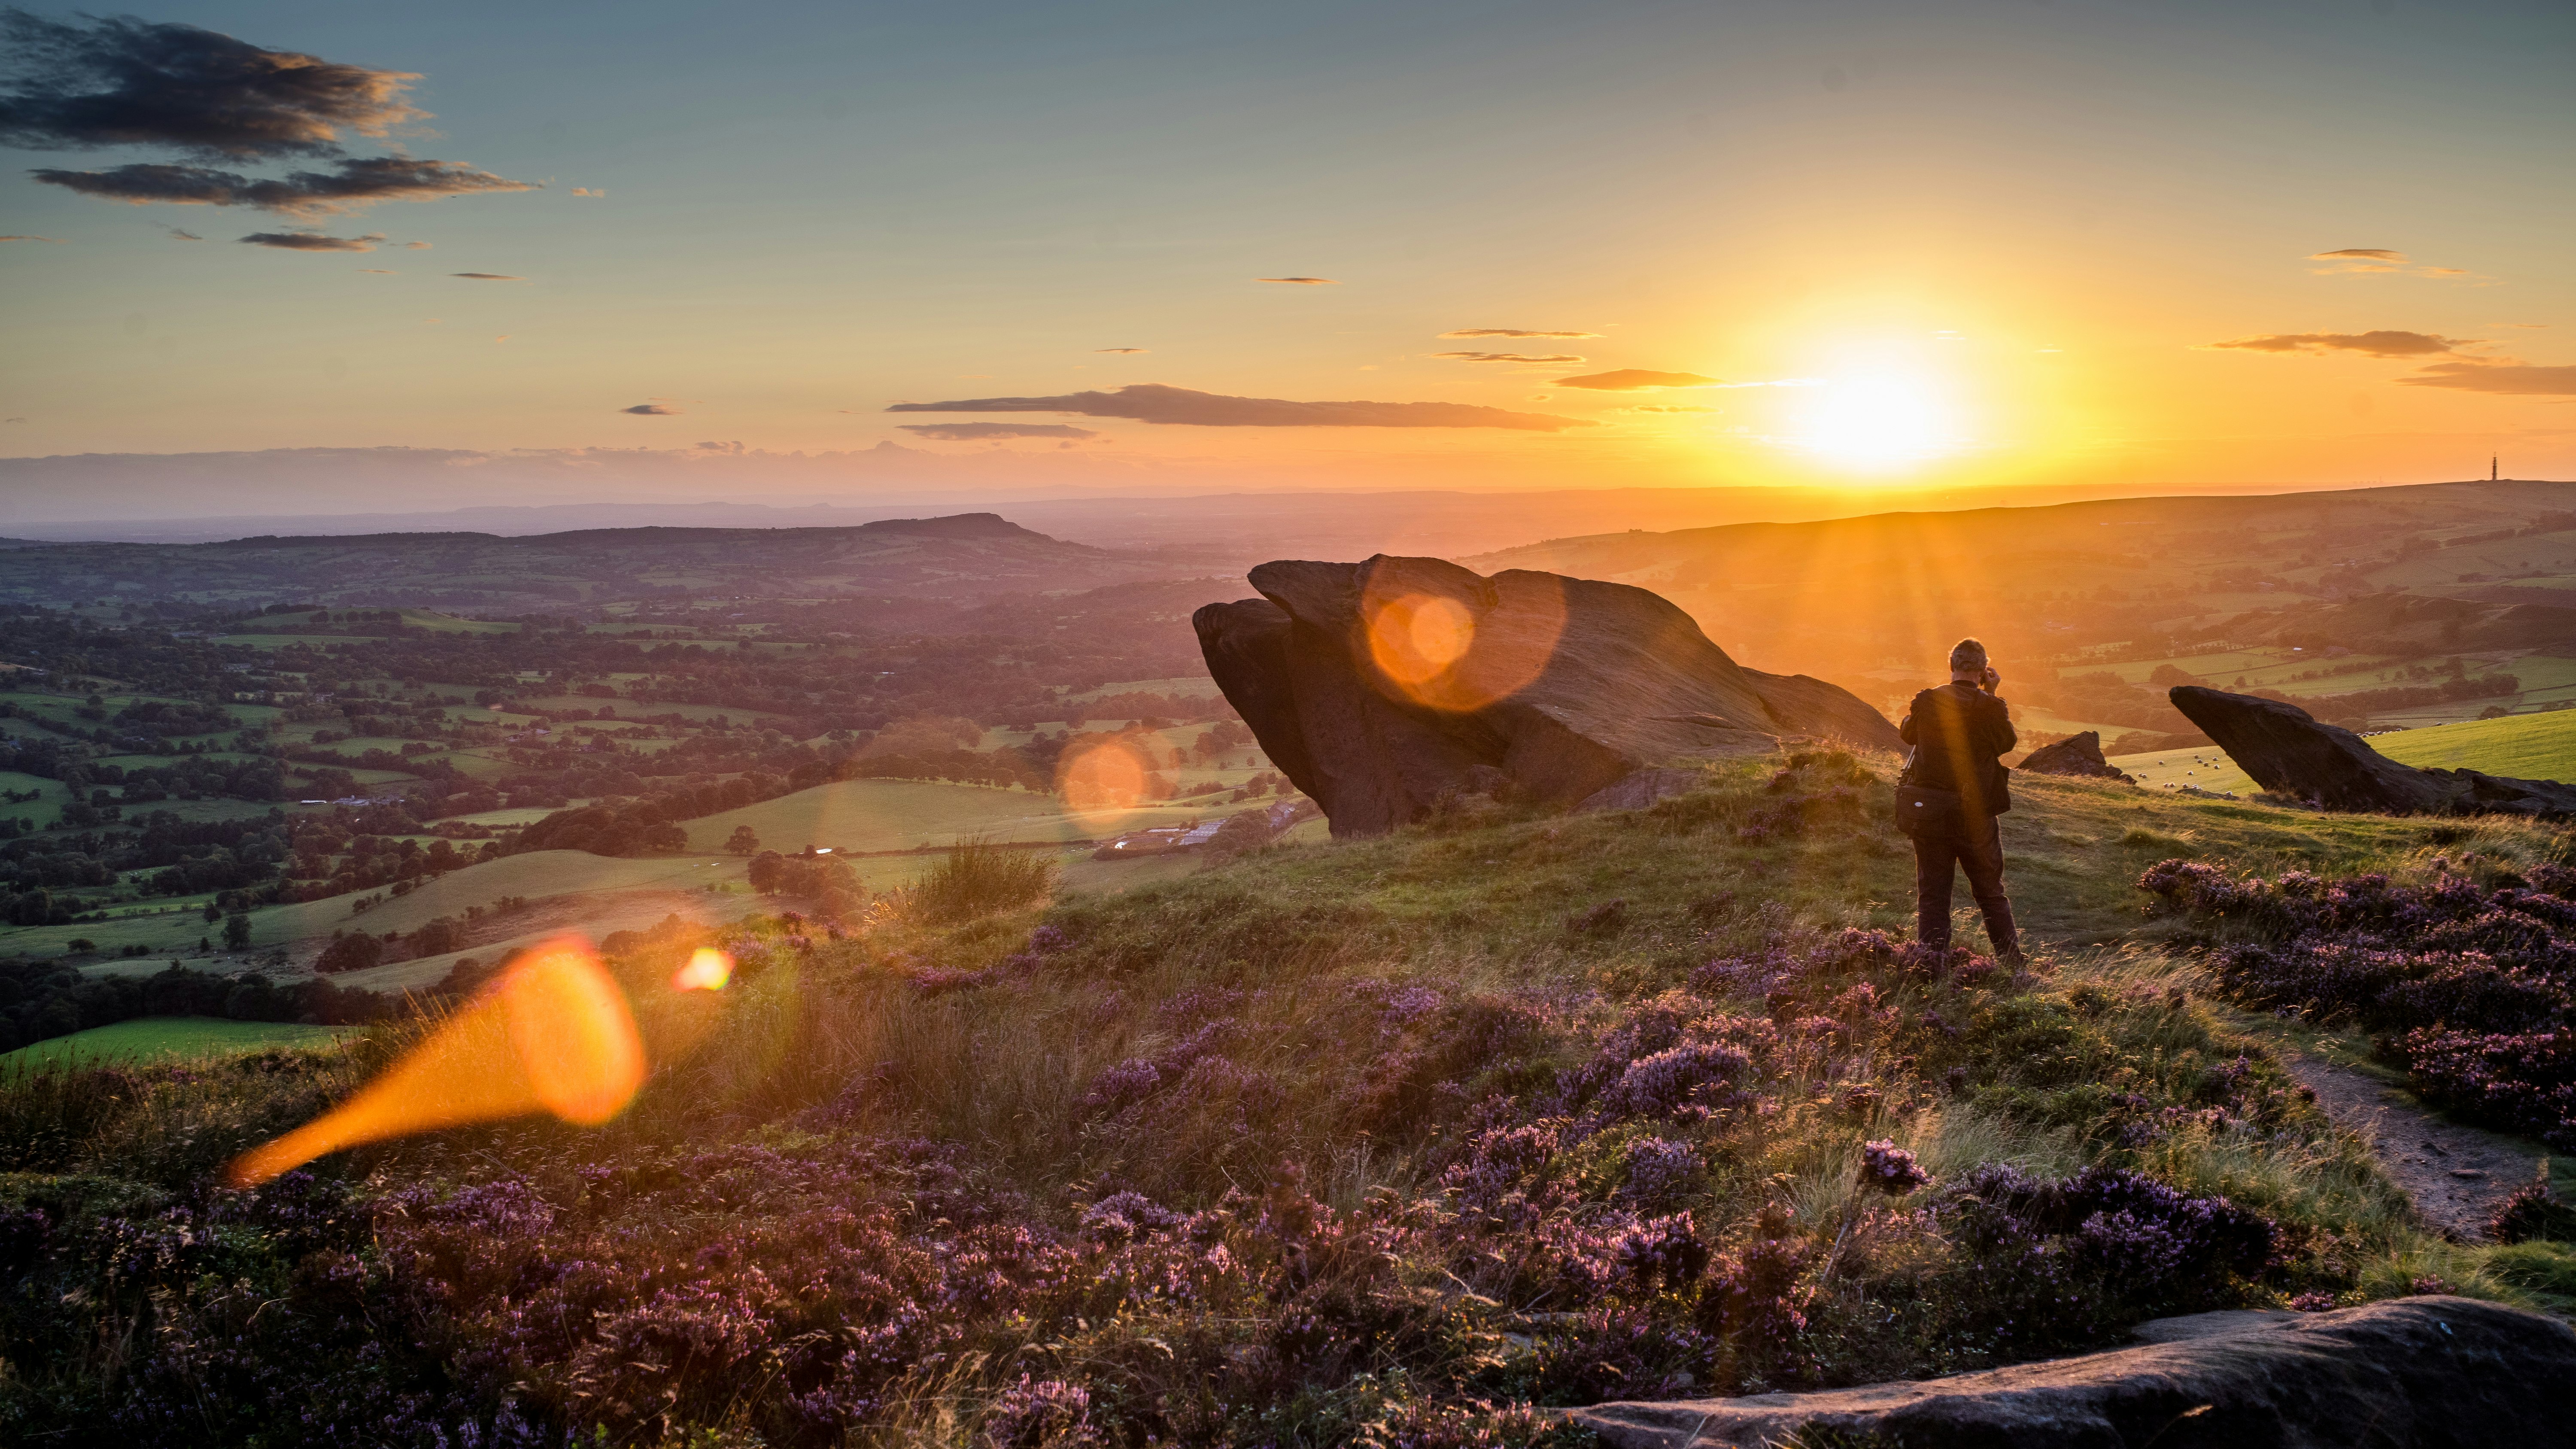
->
[[746, 850, 863, 917], [508, 801, 688, 857], [2293, 672, 2520, 716], [0, 957, 401, 1054]]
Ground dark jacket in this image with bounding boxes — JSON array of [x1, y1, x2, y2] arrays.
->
[[1899, 681, 2016, 818]]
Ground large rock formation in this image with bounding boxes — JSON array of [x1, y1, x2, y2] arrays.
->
[[1569, 1296, 2576, 1448], [2018, 730, 2132, 782], [2169, 686, 2576, 820], [1193, 555, 1899, 836]]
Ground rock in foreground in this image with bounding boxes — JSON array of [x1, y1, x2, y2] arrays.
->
[[1195, 555, 1899, 836], [1570, 1296, 2576, 1449], [2170, 685, 2576, 820], [2018, 729, 2132, 782]]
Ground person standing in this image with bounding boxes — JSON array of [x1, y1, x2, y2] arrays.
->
[[1897, 638, 2023, 961]]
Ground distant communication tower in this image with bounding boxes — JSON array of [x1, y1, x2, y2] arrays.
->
[[2491, 455, 2500, 482]]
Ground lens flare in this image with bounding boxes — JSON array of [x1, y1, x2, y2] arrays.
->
[[1356, 568, 1563, 713], [225, 936, 645, 1187], [1366, 592, 1476, 692], [1056, 729, 1179, 822], [673, 947, 732, 991]]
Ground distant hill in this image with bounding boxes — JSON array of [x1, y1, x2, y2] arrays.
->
[[0, 514, 1191, 610], [1469, 479, 2576, 687]]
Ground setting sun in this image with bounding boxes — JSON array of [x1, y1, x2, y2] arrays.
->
[[1792, 371, 1965, 472]]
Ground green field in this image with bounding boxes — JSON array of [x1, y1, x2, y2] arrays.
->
[[680, 779, 1227, 856], [2, 1016, 350, 1068], [2110, 707, 2576, 796], [2374, 708, 2576, 781]]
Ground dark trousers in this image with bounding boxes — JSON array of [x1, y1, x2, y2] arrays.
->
[[1914, 814, 2019, 957]]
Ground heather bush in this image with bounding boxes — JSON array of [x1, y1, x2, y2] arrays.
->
[[2142, 857, 2576, 1146]]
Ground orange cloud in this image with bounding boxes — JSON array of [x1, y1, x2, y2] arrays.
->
[[1552, 368, 1719, 390]]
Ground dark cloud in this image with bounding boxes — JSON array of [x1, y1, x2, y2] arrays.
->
[[887, 382, 1588, 431], [2310, 248, 2405, 262], [1094, 347, 1147, 354], [1431, 351, 1585, 364], [163, 224, 201, 240], [239, 228, 383, 251], [30, 156, 534, 217], [2396, 361, 2576, 397], [0, 10, 426, 158], [2209, 330, 2470, 358], [1552, 368, 1719, 390], [1254, 276, 1336, 284], [1438, 328, 1600, 339], [621, 403, 679, 416], [452, 271, 525, 281], [898, 422, 1101, 441]]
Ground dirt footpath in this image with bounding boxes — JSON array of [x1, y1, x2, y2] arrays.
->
[[2281, 1054, 2545, 1241]]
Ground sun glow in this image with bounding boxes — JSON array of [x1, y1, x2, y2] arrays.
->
[[1791, 369, 1964, 471]]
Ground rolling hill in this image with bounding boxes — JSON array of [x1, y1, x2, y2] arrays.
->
[[0, 513, 1204, 611]]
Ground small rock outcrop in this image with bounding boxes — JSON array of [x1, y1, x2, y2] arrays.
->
[[1194, 556, 1899, 837], [2169, 686, 2576, 820], [1569, 1296, 2576, 1449], [2018, 730, 2132, 782]]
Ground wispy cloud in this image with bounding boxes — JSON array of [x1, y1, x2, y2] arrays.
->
[[403, 240, 431, 249], [1431, 351, 1585, 364], [1630, 404, 1716, 413], [571, 187, 605, 197], [164, 225, 202, 240], [887, 382, 1588, 431], [1552, 368, 1719, 390], [2396, 361, 2576, 397], [239, 228, 384, 251], [0, 233, 61, 242], [2307, 248, 2475, 280], [1438, 328, 1600, 339], [0, 11, 425, 158], [452, 271, 525, 281], [1094, 347, 1147, 354], [31, 157, 535, 218], [2209, 330, 2472, 358], [898, 422, 1101, 441], [621, 403, 680, 416], [357, 267, 395, 274], [1255, 276, 1336, 285]]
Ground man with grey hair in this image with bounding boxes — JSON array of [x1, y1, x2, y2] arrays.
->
[[1897, 638, 2022, 962]]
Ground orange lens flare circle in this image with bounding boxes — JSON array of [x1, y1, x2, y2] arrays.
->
[[1055, 731, 1179, 820], [672, 947, 732, 992], [225, 936, 646, 1188], [1358, 574, 1562, 713]]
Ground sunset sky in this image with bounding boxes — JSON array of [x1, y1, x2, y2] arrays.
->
[[2, 0, 2570, 505]]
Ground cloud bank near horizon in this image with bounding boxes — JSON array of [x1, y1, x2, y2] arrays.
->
[[886, 382, 1589, 431]]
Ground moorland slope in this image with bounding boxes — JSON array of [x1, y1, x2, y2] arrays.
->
[[5, 750, 2572, 1445]]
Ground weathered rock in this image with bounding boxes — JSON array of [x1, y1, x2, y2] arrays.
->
[[1569, 1295, 2576, 1449], [2018, 730, 2132, 782], [1194, 556, 1899, 837], [2170, 686, 2576, 820]]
